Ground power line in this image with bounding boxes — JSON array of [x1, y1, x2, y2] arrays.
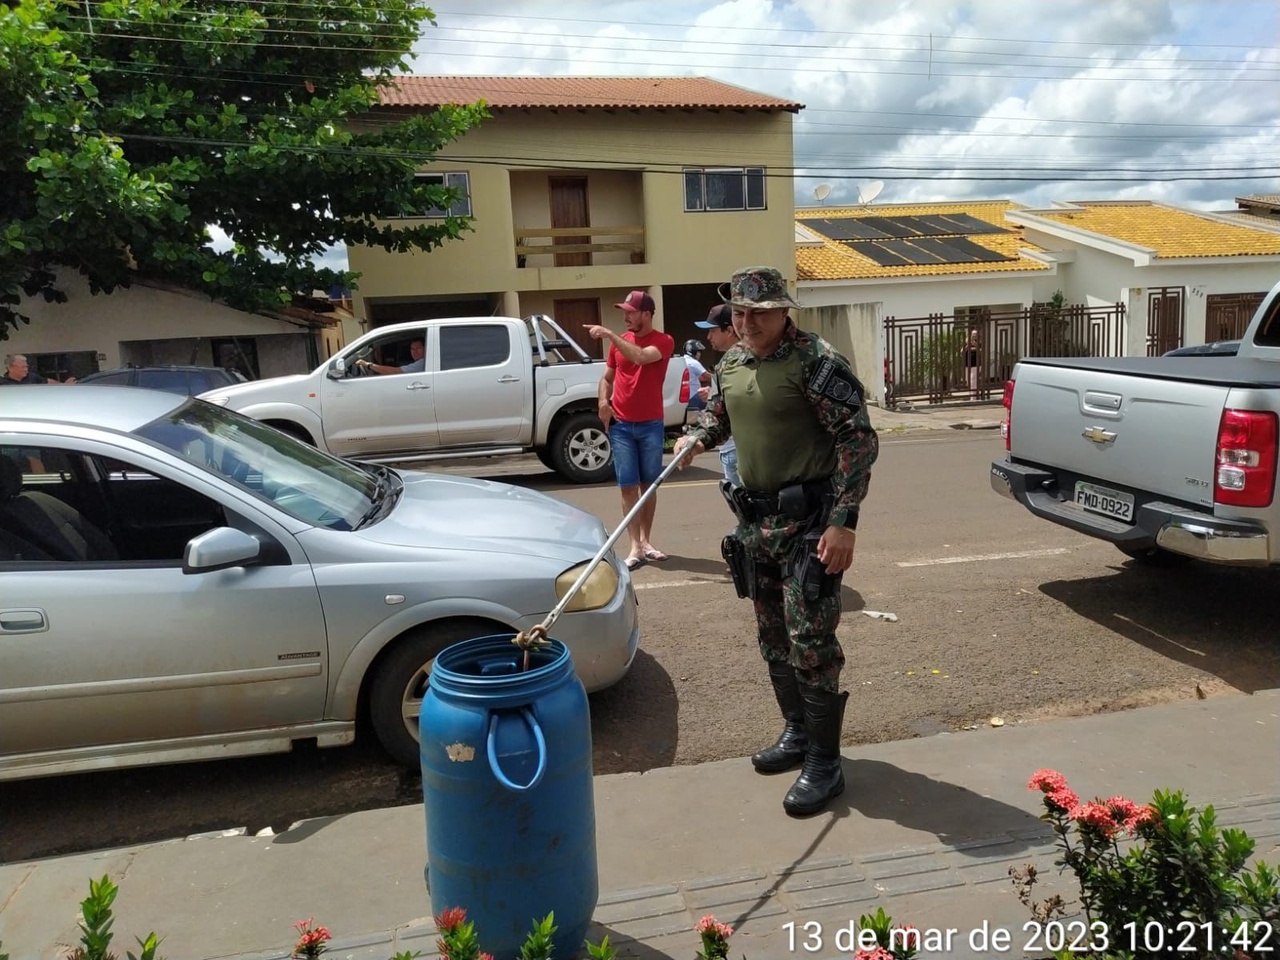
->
[[105, 132, 1280, 181], [51, 27, 1280, 81], [428, 8, 1279, 54], [59, 13, 1278, 69]]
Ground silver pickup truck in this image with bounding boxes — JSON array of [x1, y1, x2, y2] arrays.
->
[[991, 279, 1280, 566], [203, 315, 691, 484]]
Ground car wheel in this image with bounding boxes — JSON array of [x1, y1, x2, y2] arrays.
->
[[265, 420, 316, 445], [549, 412, 613, 484], [535, 447, 557, 471], [1116, 543, 1192, 567], [367, 619, 507, 767]]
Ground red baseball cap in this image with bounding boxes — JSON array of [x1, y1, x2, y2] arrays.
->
[[614, 290, 656, 313]]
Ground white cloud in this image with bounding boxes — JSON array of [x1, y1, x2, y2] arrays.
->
[[408, 0, 1278, 211]]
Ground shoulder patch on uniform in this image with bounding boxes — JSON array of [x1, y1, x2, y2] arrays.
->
[[808, 358, 862, 407]]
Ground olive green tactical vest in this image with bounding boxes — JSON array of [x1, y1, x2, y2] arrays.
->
[[720, 349, 836, 492]]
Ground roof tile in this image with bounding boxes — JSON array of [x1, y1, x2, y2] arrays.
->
[[1035, 201, 1280, 257], [377, 76, 803, 111]]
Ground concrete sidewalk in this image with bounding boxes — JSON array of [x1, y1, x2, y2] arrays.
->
[[870, 400, 1003, 434], [2, 690, 1277, 960]]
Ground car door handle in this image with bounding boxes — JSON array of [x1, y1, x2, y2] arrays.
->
[[497, 375, 521, 384], [0, 609, 48, 633], [406, 382, 431, 391]]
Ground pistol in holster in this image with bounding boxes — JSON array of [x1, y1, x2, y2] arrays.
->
[[720, 532, 757, 599]]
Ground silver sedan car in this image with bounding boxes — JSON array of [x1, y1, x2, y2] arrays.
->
[[0, 387, 639, 780]]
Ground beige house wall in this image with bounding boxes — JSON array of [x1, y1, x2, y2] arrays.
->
[[348, 108, 796, 326], [792, 302, 883, 403], [4, 276, 328, 377]]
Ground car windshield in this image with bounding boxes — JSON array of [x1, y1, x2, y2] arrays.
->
[[134, 400, 381, 529]]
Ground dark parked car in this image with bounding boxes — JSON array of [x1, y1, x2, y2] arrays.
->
[[1162, 340, 1241, 357], [79, 365, 248, 395]]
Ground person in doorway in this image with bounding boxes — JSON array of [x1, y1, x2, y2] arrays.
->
[[692, 303, 741, 487], [585, 290, 675, 571], [962, 327, 981, 397], [358, 338, 425, 375], [674, 266, 878, 817]]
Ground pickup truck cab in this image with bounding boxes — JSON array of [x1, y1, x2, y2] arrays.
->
[[991, 280, 1280, 566], [202, 315, 690, 483]]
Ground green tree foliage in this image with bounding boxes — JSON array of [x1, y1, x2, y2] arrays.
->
[[0, 0, 486, 336]]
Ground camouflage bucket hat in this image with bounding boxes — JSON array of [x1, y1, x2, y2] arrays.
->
[[719, 266, 801, 309]]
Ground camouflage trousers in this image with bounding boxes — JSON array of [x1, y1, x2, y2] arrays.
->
[[739, 514, 844, 692]]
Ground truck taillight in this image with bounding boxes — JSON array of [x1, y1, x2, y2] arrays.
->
[[679, 366, 690, 404], [1001, 379, 1015, 451], [1215, 409, 1278, 508]]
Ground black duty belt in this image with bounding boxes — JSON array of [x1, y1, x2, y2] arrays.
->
[[741, 489, 784, 515], [739, 480, 831, 520]]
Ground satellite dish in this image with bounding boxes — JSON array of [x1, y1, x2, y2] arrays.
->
[[813, 183, 832, 204], [857, 180, 884, 205]]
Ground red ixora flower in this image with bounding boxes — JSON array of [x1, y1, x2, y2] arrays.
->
[[1028, 769, 1080, 813], [1071, 801, 1120, 838], [290, 918, 332, 959], [435, 906, 468, 933], [695, 914, 734, 940], [894, 924, 922, 949], [1105, 795, 1159, 833], [855, 948, 896, 960], [1028, 768, 1070, 794]]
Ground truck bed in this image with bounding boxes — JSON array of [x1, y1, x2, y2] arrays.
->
[[1020, 356, 1280, 389]]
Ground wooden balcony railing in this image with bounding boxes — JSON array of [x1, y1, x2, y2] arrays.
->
[[514, 225, 645, 264]]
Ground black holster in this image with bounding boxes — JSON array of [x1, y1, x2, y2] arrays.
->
[[721, 533, 756, 599], [787, 528, 843, 601], [784, 493, 843, 602]]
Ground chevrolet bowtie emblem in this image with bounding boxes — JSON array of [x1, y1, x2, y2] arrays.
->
[[1082, 426, 1117, 444]]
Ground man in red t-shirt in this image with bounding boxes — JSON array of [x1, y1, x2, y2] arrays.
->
[[585, 290, 675, 570]]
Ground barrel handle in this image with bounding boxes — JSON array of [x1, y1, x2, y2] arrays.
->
[[486, 707, 547, 792]]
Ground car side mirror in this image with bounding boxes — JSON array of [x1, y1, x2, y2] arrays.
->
[[328, 357, 347, 379], [183, 527, 262, 574]]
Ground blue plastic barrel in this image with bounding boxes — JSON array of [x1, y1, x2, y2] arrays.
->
[[420, 634, 598, 960]]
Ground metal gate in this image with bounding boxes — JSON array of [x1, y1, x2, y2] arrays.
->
[[883, 302, 1125, 406], [1146, 286, 1185, 356], [1205, 292, 1266, 342]]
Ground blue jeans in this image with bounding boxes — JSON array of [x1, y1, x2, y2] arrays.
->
[[719, 445, 741, 487], [608, 418, 664, 487]]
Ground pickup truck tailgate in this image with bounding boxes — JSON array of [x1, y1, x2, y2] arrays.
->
[[1012, 361, 1227, 506]]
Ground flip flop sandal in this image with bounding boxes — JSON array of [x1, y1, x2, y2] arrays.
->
[[643, 548, 668, 562], [624, 556, 647, 571]]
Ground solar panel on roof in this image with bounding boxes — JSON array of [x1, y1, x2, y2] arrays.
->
[[845, 236, 1017, 267], [913, 215, 964, 234], [907, 237, 978, 262], [843, 241, 915, 266], [809, 218, 891, 240], [878, 239, 948, 263], [858, 217, 918, 238], [937, 213, 1009, 235]]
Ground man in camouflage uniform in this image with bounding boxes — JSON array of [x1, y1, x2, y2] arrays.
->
[[674, 266, 878, 816]]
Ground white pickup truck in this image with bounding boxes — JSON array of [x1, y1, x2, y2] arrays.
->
[[991, 279, 1280, 567], [201, 315, 691, 483]]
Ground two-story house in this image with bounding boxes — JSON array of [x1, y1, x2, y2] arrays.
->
[[347, 76, 803, 356]]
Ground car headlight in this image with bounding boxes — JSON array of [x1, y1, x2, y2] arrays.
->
[[203, 395, 231, 407], [554, 560, 619, 613]]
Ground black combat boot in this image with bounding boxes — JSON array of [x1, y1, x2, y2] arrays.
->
[[782, 686, 849, 817], [751, 661, 809, 773]]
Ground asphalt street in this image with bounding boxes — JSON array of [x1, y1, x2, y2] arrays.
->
[[3, 431, 1275, 863]]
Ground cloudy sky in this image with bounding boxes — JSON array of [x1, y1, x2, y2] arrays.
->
[[408, 0, 1278, 211]]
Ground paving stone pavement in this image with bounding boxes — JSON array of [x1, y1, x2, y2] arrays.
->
[[4, 690, 1277, 960]]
